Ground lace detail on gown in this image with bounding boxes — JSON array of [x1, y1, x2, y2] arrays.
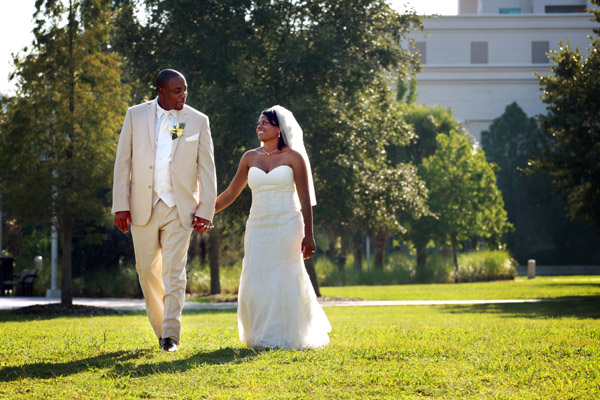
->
[[237, 165, 331, 350]]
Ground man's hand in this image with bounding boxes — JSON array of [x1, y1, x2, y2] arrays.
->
[[115, 211, 132, 233], [192, 216, 214, 234]]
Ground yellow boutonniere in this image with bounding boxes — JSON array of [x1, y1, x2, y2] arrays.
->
[[168, 123, 186, 140]]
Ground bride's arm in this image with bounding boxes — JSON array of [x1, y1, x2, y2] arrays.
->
[[291, 153, 316, 259], [215, 152, 251, 213]]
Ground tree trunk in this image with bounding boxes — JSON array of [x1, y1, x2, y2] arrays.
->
[[451, 234, 459, 283], [327, 232, 338, 258], [416, 242, 427, 267], [188, 234, 207, 263], [60, 0, 76, 306], [352, 235, 363, 272], [340, 235, 349, 258], [373, 232, 387, 269], [415, 242, 427, 282], [60, 220, 73, 305], [442, 245, 451, 257], [68, 0, 75, 115], [208, 229, 220, 294], [187, 233, 199, 263], [336, 234, 348, 271], [304, 258, 321, 297]]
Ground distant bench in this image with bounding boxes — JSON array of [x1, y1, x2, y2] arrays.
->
[[2, 269, 38, 296]]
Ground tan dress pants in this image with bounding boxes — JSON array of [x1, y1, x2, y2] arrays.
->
[[131, 200, 192, 343]]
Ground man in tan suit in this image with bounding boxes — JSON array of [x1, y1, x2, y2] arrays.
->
[[112, 69, 216, 352]]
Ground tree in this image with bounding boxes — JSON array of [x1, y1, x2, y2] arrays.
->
[[536, 1, 600, 227], [112, 0, 423, 287], [387, 104, 461, 273], [347, 88, 428, 269], [0, 0, 129, 304], [421, 131, 511, 281], [396, 75, 418, 104], [481, 102, 550, 262], [482, 102, 600, 264]]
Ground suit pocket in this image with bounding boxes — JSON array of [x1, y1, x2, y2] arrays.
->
[[185, 133, 200, 142]]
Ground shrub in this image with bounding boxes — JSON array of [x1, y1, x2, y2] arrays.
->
[[186, 260, 241, 295], [456, 249, 516, 282], [72, 264, 140, 298], [316, 249, 516, 286], [315, 257, 343, 286], [417, 252, 455, 283], [316, 253, 415, 286]]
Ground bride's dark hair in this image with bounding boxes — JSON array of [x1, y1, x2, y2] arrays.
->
[[261, 108, 286, 150]]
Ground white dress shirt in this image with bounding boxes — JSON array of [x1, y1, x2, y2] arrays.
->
[[153, 99, 177, 208]]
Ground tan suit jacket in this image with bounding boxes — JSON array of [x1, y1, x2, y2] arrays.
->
[[112, 99, 217, 229]]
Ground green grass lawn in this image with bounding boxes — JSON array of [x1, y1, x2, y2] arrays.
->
[[1, 277, 598, 399], [320, 275, 600, 301]]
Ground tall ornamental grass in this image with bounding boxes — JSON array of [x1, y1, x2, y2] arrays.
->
[[316, 250, 516, 286], [28, 250, 515, 297], [456, 250, 516, 282], [186, 261, 242, 295]]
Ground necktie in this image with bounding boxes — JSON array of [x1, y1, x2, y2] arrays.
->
[[157, 110, 174, 141]]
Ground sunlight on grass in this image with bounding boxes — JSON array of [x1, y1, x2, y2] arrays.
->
[[320, 275, 600, 300], [0, 277, 598, 399]]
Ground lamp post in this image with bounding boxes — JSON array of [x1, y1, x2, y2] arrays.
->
[[46, 176, 61, 298]]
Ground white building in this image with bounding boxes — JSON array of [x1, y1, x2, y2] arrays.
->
[[408, 0, 597, 139]]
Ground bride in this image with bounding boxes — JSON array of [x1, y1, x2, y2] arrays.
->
[[215, 105, 331, 350]]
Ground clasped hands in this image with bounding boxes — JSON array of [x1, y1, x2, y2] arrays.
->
[[192, 216, 214, 234], [115, 211, 213, 234]]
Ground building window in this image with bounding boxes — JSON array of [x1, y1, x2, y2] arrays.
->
[[471, 42, 488, 64], [414, 41, 426, 64], [499, 8, 521, 14], [532, 41, 550, 64], [545, 5, 586, 13]]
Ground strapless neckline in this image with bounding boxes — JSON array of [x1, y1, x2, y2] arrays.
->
[[249, 165, 292, 175]]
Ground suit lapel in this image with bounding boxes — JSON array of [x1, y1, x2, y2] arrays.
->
[[146, 101, 156, 153]]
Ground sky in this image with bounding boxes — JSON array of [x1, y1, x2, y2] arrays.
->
[[0, 1, 458, 95]]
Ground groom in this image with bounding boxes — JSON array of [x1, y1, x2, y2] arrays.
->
[[112, 69, 217, 352]]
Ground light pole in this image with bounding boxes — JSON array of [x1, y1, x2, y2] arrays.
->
[[46, 175, 61, 298]]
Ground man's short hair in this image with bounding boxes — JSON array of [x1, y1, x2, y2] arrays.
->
[[156, 69, 184, 89]]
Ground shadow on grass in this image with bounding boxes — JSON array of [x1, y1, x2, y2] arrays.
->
[[441, 296, 600, 320], [536, 282, 600, 289], [0, 349, 150, 382], [110, 346, 262, 378], [0, 346, 261, 382], [0, 309, 148, 323], [0, 308, 236, 322]]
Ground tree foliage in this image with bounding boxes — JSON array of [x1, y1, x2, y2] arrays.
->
[[536, 1, 600, 227], [421, 131, 511, 279], [388, 104, 461, 273], [112, 0, 424, 278], [346, 86, 429, 269], [0, 0, 519, 295], [482, 102, 600, 264], [0, 0, 130, 303]]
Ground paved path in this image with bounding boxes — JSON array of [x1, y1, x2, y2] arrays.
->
[[0, 297, 560, 311]]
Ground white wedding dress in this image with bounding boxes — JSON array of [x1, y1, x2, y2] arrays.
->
[[237, 165, 331, 350]]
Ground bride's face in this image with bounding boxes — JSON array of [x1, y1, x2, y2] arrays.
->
[[256, 114, 280, 142]]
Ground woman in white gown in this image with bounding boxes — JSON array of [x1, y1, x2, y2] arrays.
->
[[215, 105, 331, 350]]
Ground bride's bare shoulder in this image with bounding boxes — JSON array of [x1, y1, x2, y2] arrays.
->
[[242, 148, 263, 159], [285, 148, 306, 167], [238, 148, 261, 166]]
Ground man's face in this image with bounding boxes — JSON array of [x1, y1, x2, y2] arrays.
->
[[158, 75, 187, 110]]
